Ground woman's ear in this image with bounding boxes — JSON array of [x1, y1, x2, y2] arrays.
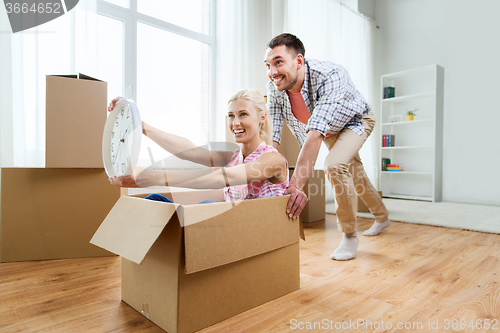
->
[[260, 112, 267, 125]]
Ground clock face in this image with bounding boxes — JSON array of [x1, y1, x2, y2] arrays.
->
[[103, 99, 141, 178], [110, 104, 135, 176]]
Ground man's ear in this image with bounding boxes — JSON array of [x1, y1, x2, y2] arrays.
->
[[296, 54, 304, 70]]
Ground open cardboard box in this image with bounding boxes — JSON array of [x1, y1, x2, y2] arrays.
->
[[91, 190, 302, 333]]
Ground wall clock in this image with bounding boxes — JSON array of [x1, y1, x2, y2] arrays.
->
[[102, 98, 142, 177]]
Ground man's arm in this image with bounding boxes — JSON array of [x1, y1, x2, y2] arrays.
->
[[286, 130, 323, 219], [290, 130, 323, 189]]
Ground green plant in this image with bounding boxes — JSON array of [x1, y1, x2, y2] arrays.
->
[[406, 108, 419, 115]]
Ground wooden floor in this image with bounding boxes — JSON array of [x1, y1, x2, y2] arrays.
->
[[1, 215, 500, 333]]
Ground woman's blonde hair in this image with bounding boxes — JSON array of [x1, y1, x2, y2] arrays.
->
[[228, 89, 273, 145]]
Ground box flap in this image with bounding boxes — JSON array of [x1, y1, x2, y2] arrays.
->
[[49, 74, 78, 79], [78, 73, 104, 81], [90, 196, 178, 264], [183, 195, 299, 274]]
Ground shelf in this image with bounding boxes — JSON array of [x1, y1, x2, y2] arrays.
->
[[381, 171, 433, 175], [382, 193, 433, 202], [381, 65, 438, 80], [381, 146, 433, 150], [381, 119, 434, 126], [379, 65, 444, 203], [382, 92, 434, 103]]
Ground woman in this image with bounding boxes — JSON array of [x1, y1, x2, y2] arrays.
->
[[108, 89, 292, 205]]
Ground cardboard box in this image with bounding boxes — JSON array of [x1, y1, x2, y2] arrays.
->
[[290, 169, 326, 223], [45, 74, 107, 168], [276, 121, 325, 222], [356, 191, 383, 213], [91, 191, 301, 333], [277, 120, 300, 167], [0, 168, 120, 262]]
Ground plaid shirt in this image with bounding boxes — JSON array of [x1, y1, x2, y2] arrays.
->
[[267, 59, 372, 148]]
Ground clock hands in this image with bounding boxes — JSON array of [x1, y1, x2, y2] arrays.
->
[[111, 123, 135, 171]]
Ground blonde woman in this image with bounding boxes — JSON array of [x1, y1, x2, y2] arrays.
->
[[108, 89, 305, 218]]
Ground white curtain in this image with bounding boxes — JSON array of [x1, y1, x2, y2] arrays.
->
[[0, 0, 98, 167], [214, 0, 275, 141], [284, 0, 378, 187], [215, 0, 378, 200]]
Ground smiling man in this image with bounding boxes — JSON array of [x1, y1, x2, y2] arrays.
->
[[264, 33, 390, 261]]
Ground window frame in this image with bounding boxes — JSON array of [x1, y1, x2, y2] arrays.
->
[[96, 0, 217, 141]]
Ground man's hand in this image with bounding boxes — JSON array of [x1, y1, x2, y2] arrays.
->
[[286, 183, 308, 219]]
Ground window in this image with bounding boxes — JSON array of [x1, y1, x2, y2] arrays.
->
[[137, 0, 209, 34], [96, 0, 213, 166], [96, 15, 123, 102]]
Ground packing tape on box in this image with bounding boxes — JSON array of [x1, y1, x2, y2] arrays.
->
[[141, 302, 150, 319]]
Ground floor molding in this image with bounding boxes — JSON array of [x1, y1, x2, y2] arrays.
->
[[326, 198, 500, 234]]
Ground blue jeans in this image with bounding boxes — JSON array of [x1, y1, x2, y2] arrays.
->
[[144, 193, 214, 205]]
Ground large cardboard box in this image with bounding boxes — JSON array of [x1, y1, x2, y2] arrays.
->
[[45, 74, 107, 168], [91, 191, 301, 333], [0, 168, 120, 262], [290, 169, 326, 223]]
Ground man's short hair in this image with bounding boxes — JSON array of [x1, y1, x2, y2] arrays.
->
[[268, 33, 305, 58]]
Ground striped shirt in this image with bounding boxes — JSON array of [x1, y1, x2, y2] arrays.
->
[[223, 142, 289, 201], [267, 59, 372, 148]]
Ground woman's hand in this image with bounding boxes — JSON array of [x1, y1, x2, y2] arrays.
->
[[109, 167, 164, 188], [107, 96, 123, 112], [109, 175, 139, 187]]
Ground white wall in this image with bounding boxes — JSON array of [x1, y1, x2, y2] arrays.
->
[[374, 0, 500, 205]]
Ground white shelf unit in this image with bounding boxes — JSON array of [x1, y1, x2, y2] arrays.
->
[[379, 65, 444, 202]]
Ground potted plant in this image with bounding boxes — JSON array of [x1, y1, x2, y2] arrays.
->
[[406, 108, 418, 121]]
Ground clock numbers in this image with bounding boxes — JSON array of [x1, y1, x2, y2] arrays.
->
[[106, 101, 140, 177]]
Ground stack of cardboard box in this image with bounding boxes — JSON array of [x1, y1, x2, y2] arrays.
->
[[0, 74, 120, 262]]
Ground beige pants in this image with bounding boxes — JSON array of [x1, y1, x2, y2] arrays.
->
[[323, 114, 388, 233]]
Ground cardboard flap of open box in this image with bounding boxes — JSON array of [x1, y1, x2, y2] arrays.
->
[[91, 191, 299, 273]]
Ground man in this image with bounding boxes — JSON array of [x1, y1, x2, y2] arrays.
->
[[264, 33, 390, 261]]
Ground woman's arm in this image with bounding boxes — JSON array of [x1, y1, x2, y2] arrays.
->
[[171, 152, 287, 189], [110, 152, 287, 189], [108, 97, 231, 167], [143, 123, 231, 167]]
